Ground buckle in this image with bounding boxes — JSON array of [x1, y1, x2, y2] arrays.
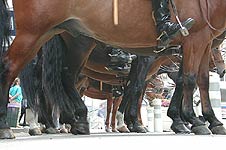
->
[[156, 31, 168, 41], [156, 31, 171, 48]]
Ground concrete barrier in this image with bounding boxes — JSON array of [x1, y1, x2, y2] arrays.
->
[[152, 98, 163, 132], [146, 106, 154, 132], [220, 81, 226, 119], [209, 72, 222, 120], [161, 107, 172, 132]]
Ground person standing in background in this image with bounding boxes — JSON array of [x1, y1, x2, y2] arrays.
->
[[9, 77, 23, 127]]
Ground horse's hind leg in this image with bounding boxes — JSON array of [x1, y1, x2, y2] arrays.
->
[[62, 68, 89, 135], [60, 34, 96, 135], [197, 48, 226, 135], [182, 40, 212, 135], [105, 97, 113, 132], [137, 94, 149, 132]]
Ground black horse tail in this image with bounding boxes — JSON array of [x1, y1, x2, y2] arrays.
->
[[20, 50, 57, 128], [20, 51, 43, 113], [42, 35, 75, 115], [0, 0, 10, 56], [21, 34, 76, 127]]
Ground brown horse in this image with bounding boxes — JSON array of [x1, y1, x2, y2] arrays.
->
[[77, 76, 123, 132], [1, 0, 226, 138], [209, 30, 226, 77], [210, 47, 225, 78]]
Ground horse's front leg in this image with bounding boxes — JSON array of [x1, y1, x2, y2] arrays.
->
[[111, 96, 122, 132], [197, 47, 226, 135], [0, 32, 45, 139], [0, 73, 14, 139]]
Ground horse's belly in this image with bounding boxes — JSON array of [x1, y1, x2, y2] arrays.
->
[[71, 0, 158, 48]]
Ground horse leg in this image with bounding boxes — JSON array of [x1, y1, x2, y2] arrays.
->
[[26, 109, 42, 136], [128, 56, 152, 133], [137, 96, 143, 125], [167, 63, 191, 134], [197, 48, 226, 135], [52, 104, 61, 131], [40, 109, 59, 134], [116, 86, 130, 132], [105, 97, 113, 132], [60, 34, 96, 135], [129, 92, 147, 133], [0, 31, 50, 138], [124, 94, 145, 132], [124, 101, 133, 131], [62, 67, 90, 135], [37, 87, 59, 134], [182, 40, 211, 135], [137, 93, 149, 132], [111, 96, 122, 132]]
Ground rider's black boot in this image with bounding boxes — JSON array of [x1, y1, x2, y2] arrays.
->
[[152, 0, 195, 47]]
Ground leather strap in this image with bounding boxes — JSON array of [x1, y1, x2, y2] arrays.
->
[[113, 0, 119, 25]]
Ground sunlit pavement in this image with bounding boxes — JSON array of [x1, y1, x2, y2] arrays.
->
[[1, 128, 226, 150], [1, 117, 225, 150]]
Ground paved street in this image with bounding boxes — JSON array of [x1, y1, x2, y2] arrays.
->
[[1, 129, 226, 150]]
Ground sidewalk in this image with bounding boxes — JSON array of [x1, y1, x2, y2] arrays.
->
[[10, 118, 226, 135]]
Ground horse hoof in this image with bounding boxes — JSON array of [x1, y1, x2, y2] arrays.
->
[[71, 122, 90, 135], [171, 123, 191, 134], [39, 125, 46, 133], [45, 127, 60, 134], [211, 125, 226, 135], [0, 129, 15, 139], [191, 125, 212, 135], [70, 126, 78, 135], [143, 126, 149, 132], [117, 125, 130, 133], [59, 128, 68, 133], [105, 127, 111, 132], [127, 124, 134, 132], [112, 128, 119, 133], [65, 124, 71, 133], [133, 125, 147, 133], [29, 128, 42, 136]]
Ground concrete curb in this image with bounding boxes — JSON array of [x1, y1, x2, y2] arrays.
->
[[11, 127, 29, 133]]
